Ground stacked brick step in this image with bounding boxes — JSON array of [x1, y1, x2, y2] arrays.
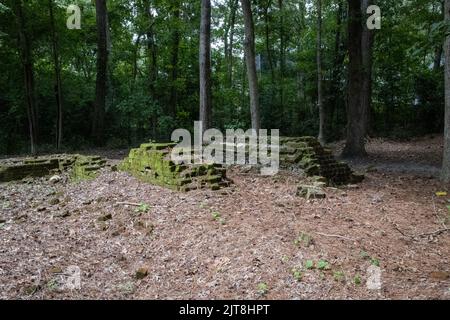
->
[[280, 137, 363, 185]]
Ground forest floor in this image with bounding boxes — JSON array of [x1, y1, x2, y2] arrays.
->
[[0, 136, 449, 300]]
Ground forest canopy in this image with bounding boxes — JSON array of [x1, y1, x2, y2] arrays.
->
[[0, 0, 445, 155]]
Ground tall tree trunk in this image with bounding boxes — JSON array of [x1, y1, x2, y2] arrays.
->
[[199, 0, 212, 131], [442, 0, 450, 181], [227, 0, 238, 87], [434, 1, 445, 72], [330, 0, 344, 137], [92, 0, 108, 146], [361, 0, 375, 139], [342, 0, 366, 157], [143, 0, 158, 139], [278, 0, 285, 120], [169, 1, 181, 117], [263, 1, 275, 83], [14, 0, 38, 154], [132, 34, 141, 84], [241, 0, 261, 131], [48, 0, 63, 150], [317, 0, 325, 144]]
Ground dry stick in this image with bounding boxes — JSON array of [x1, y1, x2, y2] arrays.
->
[[116, 202, 142, 207], [116, 201, 170, 209], [386, 213, 450, 240], [415, 228, 450, 238], [315, 232, 356, 242]]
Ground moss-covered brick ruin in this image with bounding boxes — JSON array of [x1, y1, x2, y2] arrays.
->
[[0, 155, 107, 183], [280, 137, 364, 186], [119, 142, 231, 191]]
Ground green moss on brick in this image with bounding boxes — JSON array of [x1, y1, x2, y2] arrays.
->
[[119, 142, 231, 192]]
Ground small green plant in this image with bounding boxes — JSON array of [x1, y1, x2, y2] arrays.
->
[[360, 250, 370, 260], [370, 257, 380, 267], [291, 268, 303, 282], [317, 260, 330, 270], [257, 282, 269, 296], [294, 232, 313, 247], [281, 255, 290, 264], [333, 271, 345, 282], [212, 211, 226, 225], [305, 260, 314, 270], [135, 203, 150, 214], [353, 274, 362, 286], [47, 279, 59, 291]]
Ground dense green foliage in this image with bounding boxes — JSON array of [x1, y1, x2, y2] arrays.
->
[[0, 0, 445, 154]]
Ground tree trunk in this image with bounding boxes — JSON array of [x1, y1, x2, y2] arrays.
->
[[361, 0, 375, 139], [92, 0, 108, 146], [240, 0, 261, 131], [330, 0, 344, 138], [317, 0, 325, 144], [142, 0, 158, 140], [199, 0, 212, 131], [14, 0, 38, 154], [342, 0, 366, 158], [442, 0, 450, 181], [263, 1, 275, 83], [434, 1, 445, 72], [48, 0, 63, 151], [278, 0, 285, 120], [169, 1, 181, 117], [227, 0, 238, 87]]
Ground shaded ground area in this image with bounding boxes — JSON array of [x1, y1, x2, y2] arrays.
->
[[333, 135, 443, 177], [0, 137, 449, 300]]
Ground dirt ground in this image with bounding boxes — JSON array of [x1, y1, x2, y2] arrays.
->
[[1, 136, 449, 300]]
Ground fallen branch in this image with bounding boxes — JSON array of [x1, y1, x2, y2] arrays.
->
[[315, 232, 356, 242], [116, 202, 142, 207], [415, 228, 450, 238]]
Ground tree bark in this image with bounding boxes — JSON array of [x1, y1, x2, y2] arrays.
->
[[361, 0, 375, 139], [227, 0, 238, 87], [442, 0, 450, 181], [263, 1, 275, 83], [317, 0, 325, 144], [199, 0, 212, 131], [330, 0, 344, 137], [434, 1, 445, 72], [92, 0, 108, 146], [48, 0, 63, 150], [278, 0, 285, 119], [241, 0, 261, 131], [14, 0, 38, 154], [342, 0, 366, 158]]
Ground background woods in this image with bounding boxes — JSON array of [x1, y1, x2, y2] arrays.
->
[[0, 0, 446, 157]]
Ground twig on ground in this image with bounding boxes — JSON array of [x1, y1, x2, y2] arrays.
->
[[116, 202, 142, 207], [315, 232, 356, 242], [415, 228, 450, 238]]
